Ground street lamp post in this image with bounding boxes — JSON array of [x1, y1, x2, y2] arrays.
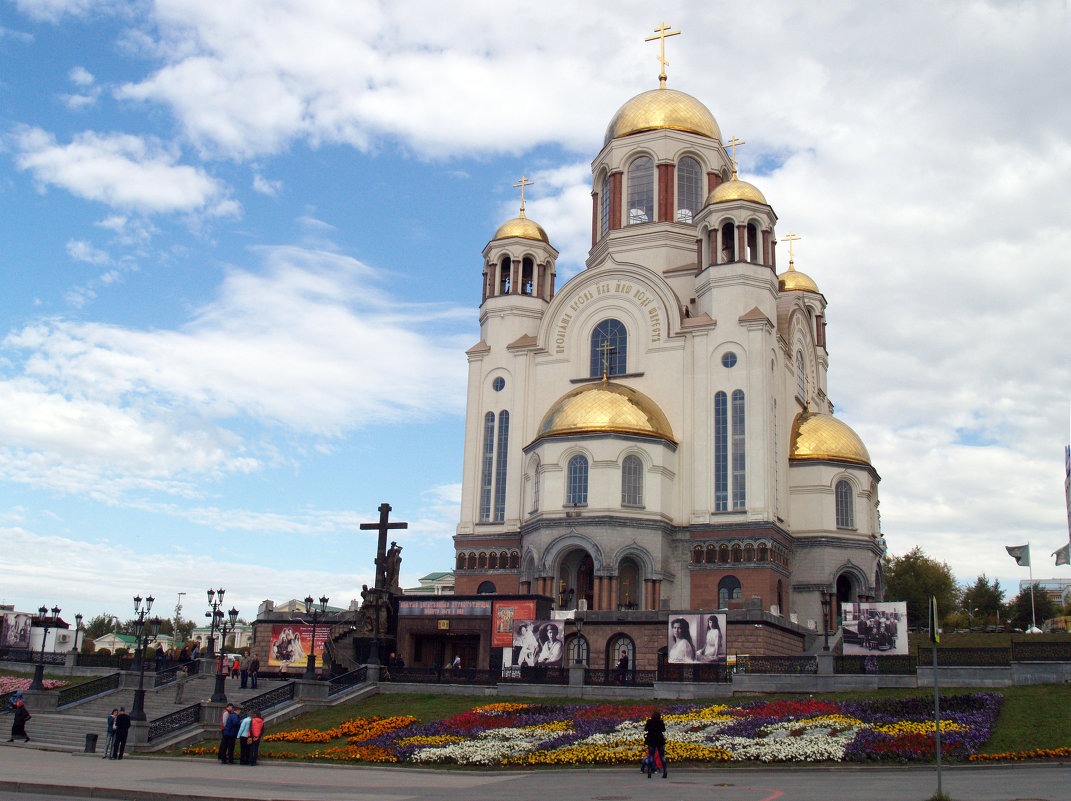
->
[[303, 595, 329, 680], [205, 588, 225, 657], [573, 614, 586, 666], [72, 613, 83, 653], [129, 595, 162, 722], [28, 605, 61, 691], [211, 607, 239, 703], [820, 595, 831, 652]]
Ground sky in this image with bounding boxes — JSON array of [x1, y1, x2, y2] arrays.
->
[[1, 0, 1069, 626]]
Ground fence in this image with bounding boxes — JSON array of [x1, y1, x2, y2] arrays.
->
[[56, 673, 121, 708], [656, 663, 730, 683], [147, 703, 202, 742], [835, 655, 915, 675], [916, 647, 1011, 667], [327, 667, 368, 696], [734, 656, 818, 675], [238, 681, 297, 716]]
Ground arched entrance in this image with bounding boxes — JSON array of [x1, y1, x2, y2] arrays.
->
[[618, 558, 640, 610], [557, 548, 594, 610], [835, 573, 856, 625]]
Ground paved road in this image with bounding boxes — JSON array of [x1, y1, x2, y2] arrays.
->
[[0, 746, 1065, 800]]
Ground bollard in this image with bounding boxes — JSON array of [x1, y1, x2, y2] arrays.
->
[[84, 733, 98, 753]]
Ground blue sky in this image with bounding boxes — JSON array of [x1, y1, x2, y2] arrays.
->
[[1, 1, 1069, 623]]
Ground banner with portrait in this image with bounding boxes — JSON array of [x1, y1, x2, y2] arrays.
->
[[511, 620, 564, 667], [842, 602, 908, 655], [268, 623, 329, 668], [1, 613, 31, 649], [493, 600, 536, 648], [668, 612, 726, 663]]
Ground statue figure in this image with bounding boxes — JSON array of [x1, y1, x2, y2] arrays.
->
[[385, 541, 403, 593]]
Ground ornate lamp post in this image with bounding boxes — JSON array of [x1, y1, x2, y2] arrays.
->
[[572, 614, 586, 666], [303, 595, 329, 680], [205, 588, 225, 657], [129, 595, 162, 722], [820, 595, 831, 652], [72, 613, 83, 653], [28, 605, 61, 691], [211, 606, 239, 703]]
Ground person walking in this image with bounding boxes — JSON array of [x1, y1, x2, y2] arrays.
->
[[102, 708, 118, 758], [173, 665, 190, 704], [644, 710, 667, 779], [239, 653, 249, 689], [248, 710, 264, 766], [7, 700, 30, 742], [237, 709, 253, 764], [111, 707, 131, 759], [248, 654, 259, 689]]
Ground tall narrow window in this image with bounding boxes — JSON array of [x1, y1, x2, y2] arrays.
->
[[479, 412, 495, 521], [590, 319, 627, 377], [714, 391, 728, 511], [718, 576, 742, 608], [836, 480, 855, 529], [796, 351, 806, 400], [676, 156, 702, 222], [492, 411, 509, 521], [731, 390, 746, 510], [600, 174, 611, 235], [566, 455, 589, 506], [627, 156, 654, 224], [621, 454, 643, 506], [531, 458, 541, 513]]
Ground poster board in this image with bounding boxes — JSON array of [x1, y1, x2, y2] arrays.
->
[[512, 620, 564, 666], [492, 600, 536, 648], [667, 612, 726, 663], [842, 602, 908, 655], [268, 623, 330, 668]]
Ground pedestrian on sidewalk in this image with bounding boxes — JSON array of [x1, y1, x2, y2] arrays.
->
[[239, 653, 249, 689], [111, 707, 131, 759], [237, 709, 252, 764], [173, 665, 190, 704], [7, 700, 30, 742], [102, 708, 118, 758], [219, 705, 240, 764], [643, 710, 667, 779], [248, 710, 264, 766], [248, 655, 260, 689]]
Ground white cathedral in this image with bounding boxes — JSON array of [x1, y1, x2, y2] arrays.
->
[[451, 56, 885, 633]]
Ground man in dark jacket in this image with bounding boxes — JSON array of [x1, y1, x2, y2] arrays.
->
[[111, 707, 131, 759], [644, 711, 667, 779], [219, 705, 241, 764]]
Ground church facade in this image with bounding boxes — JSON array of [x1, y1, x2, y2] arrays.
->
[[451, 71, 885, 638]]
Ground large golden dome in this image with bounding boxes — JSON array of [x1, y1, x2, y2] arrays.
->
[[789, 411, 871, 466], [705, 177, 768, 206], [778, 263, 820, 293], [604, 87, 721, 147], [536, 382, 675, 442], [493, 213, 549, 243]]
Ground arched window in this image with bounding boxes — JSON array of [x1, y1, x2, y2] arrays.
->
[[493, 411, 509, 522], [530, 457, 541, 513], [718, 576, 742, 608], [478, 552, 488, 569], [731, 545, 742, 563], [566, 455, 589, 506], [777, 580, 784, 615], [467, 552, 477, 570], [479, 412, 495, 520], [627, 156, 654, 224], [714, 391, 728, 511], [743, 544, 754, 562], [499, 256, 511, 295], [480, 410, 509, 523], [590, 319, 627, 377], [488, 552, 498, 569], [705, 544, 717, 564], [731, 390, 746, 510], [757, 543, 768, 562], [621, 454, 643, 506], [692, 545, 703, 564], [796, 350, 806, 400], [836, 480, 855, 529], [746, 223, 759, 262], [606, 633, 636, 674], [521, 257, 534, 295], [676, 156, 702, 223], [456, 552, 465, 570], [600, 174, 611, 235], [718, 544, 729, 563], [476, 581, 497, 594], [567, 634, 589, 665], [618, 559, 640, 609], [720, 222, 736, 262], [510, 551, 520, 569]]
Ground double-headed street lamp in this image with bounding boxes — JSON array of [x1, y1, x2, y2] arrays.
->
[[211, 606, 239, 703], [303, 595, 329, 680], [820, 595, 831, 652], [205, 588, 226, 657], [72, 613, 83, 653], [129, 595, 162, 722], [28, 605, 61, 691]]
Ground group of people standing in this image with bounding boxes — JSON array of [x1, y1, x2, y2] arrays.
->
[[102, 707, 132, 759], [218, 704, 265, 765]]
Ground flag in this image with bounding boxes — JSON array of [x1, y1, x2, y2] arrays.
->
[[1006, 544, 1030, 566], [1054, 543, 1071, 566]]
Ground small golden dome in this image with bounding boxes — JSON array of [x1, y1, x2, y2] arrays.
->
[[604, 88, 721, 146], [705, 177, 768, 206], [493, 213, 549, 243], [789, 411, 871, 466], [778, 263, 820, 293], [536, 382, 675, 442]]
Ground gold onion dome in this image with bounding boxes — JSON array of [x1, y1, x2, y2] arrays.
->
[[789, 411, 871, 466], [604, 87, 721, 146], [778, 262, 820, 293], [492, 211, 549, 244], [705, 176, 768, 206], [537, 382, 675, 442]]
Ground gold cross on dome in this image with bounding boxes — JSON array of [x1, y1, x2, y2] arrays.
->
[[725, 136, 746, 176], [645, 21, 681, 88], [782, 231, 801, 267], [596, 340, 616, 381], [513, 175, 534, 216]]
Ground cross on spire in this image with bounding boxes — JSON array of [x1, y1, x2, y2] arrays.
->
[[596, 340, 616, 381], [645, 21, 681, 88], [359, 502, 408, 591], [725, 136, 746, 177], [782, 231, 801, 268], [513, 175, 534, 217]]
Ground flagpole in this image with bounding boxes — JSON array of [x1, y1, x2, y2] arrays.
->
[[1028, 539, 1037, 631]]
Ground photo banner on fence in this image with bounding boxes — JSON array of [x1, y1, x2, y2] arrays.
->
[[667, 612, 726, 663], [512, 620, 564, 666], [493, 600, 536, 648], [268, 623, 329, 668], [2, 613, 31, 649], [842, 602, 908, 655]]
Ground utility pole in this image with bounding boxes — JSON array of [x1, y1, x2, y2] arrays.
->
[[175, 592, 186, 648]]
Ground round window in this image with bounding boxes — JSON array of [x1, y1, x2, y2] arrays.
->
[[492, 377, 505, 391], [721, 352, 738, 368]]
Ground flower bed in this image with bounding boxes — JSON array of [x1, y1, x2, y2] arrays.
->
[[0, 677, 68, 693], [183, 694, 1004, 766]]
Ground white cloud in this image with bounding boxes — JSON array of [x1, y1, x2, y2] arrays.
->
[[252, 172, 281, 196], [66, 239, 110, 265]]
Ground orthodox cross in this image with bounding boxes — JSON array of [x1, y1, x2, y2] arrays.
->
[[645, 21, 680, 88], [513, 175, 534, 215], [596, 340, 616, 380], [359, 502, 408, 591], [782, 231, 801, 268], [724, 136, 746, 176]]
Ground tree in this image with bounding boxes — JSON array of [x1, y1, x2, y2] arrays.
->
[[1006, 583, 1059, 630], [961, 574, 1005, 625], [82, 613, 118, 640], [883, 546, 959, 628]]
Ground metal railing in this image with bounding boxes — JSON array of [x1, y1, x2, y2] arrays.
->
[[1010, 640, 1071, 662], [657, 663, 731, 683], [152, 663, 192, 688], [585, 668, 658, 687], [917, 646, 1011, 666], [499, 666, 569, 685], [56, 673, 121, 708], [327, 667, 367, 696], [835, 655, 915, 675], [239, 681, 296, 716], [0, 648, 66, 665], [735, 655, 818, 674], [147, 703, 202, 742]]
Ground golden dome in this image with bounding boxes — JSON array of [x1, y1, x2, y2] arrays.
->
[[789, 411, 871, 466], [604, 88, 721, 146], [778, 262, 820, 293], [536, 382, 675, 442], [705, 177, 768, 206], [493, 213, 549, 243]]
